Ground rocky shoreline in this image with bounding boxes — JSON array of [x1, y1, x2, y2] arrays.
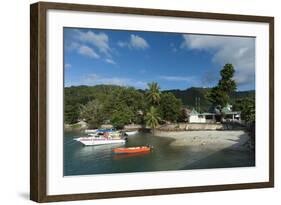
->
[[64, 121, 246, 132]]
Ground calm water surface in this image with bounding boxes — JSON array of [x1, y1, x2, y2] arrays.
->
[[64, 131, 254, 176]]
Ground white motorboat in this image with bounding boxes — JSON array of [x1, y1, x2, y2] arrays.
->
[[86, 130, 123, 137], [125, 130, 138, 136], [74, 136, 126, 146], [87, 133, 97, 137], [84, 129, 98, 133], [85, 128, 116, 134]]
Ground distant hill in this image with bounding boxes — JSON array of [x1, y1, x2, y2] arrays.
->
[[164, 87, 211, 112], [164, 87, 255, 112], [65, 85, 255, 112]]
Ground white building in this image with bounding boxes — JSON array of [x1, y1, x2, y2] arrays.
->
[[188, 109, 206, 123], [187, 104, 241, 123]]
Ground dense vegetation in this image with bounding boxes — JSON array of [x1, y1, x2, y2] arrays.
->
[[206, 64, 255, 122], [64, 64, 255, 127], [65, 83, 182, 129], [233, 98, 255, 123], [207, 64, 237, 109], [168, 87, 254, 113], [65, 85, 254, 125]]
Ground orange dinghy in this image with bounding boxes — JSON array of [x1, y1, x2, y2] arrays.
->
[[113, 146, 152, 154]]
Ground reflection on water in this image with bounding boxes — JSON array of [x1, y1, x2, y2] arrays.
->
[[113, 152, 150, 160], [64, 131, 254, 176]]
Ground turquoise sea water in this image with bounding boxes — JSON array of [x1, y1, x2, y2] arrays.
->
[[64, 131, 255, 176]]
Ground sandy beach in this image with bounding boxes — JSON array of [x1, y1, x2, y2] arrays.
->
[[155, 130, 251, 151]]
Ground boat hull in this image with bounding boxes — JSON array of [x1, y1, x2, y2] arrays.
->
[[125, 130, 138, 136], [75, 137, 126, 146], [113, 146, 151, 154]]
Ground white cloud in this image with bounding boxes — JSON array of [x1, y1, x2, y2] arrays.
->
[[83, 74, 147, 89], [78, 45, 100, 59], [65, 41, 79, 51], [76, 30, 111, 56], [130, 35, 149, 49], [64, 63, 72, 69], [117, 34, 149, 50], [181, 34, 255, 88], [159, 75, 199, 84], [105, 58, 116, 65], [66, 30, 118, 64], [117, 41, 127, 48]]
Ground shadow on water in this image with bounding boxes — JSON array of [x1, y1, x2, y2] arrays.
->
[[180, 133, 255, 170], [113, 152, 151, 160]]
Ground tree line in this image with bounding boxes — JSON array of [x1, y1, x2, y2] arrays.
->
[[65, 83, 182, 129], [64, 64, 255, 129]]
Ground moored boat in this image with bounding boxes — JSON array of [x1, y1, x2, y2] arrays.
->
[[75, 136, 126, 146], [113, 146, 152, 154], [85, 128, 115, 134], [124, 130, 138, 136], [84, 129, 98, 133]]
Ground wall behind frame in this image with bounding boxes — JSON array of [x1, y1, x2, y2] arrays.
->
[[0, 0, 279, 205]]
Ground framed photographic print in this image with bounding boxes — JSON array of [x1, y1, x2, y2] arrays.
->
[[30, 1, 274, 202]]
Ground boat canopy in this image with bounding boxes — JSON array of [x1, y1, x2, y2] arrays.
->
[[97, 128, 115, 132]]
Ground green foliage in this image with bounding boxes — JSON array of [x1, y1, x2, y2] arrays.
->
[[64, 85, 121, 124], [111, 106, 134, 129], [145, 106, 161, 129], [233, 98, 255, 122], [106, 87, 145, 128], [64, 83, 255, 126], [207, 86, 229, 108], [146, 82, 161, 105], [159, 92, 182, 122], [165, 87, 254, 112], [207, 64, 237, 109], [68, 85, 146, 129], [167, 87, 211, 112], [80, 99, 104, 128], [64, 104, 80, 124], [218, 64, 237, 93]]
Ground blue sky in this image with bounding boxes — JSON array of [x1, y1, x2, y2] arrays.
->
[[64, 28, 255, 91]]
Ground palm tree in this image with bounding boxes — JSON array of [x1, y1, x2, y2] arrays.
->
[[145, 106, 161, 135], [147, 82, 161, 105]]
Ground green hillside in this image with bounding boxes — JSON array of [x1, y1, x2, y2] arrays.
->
[[64, 85, 255, 123], [165, 87, 255, 112]]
